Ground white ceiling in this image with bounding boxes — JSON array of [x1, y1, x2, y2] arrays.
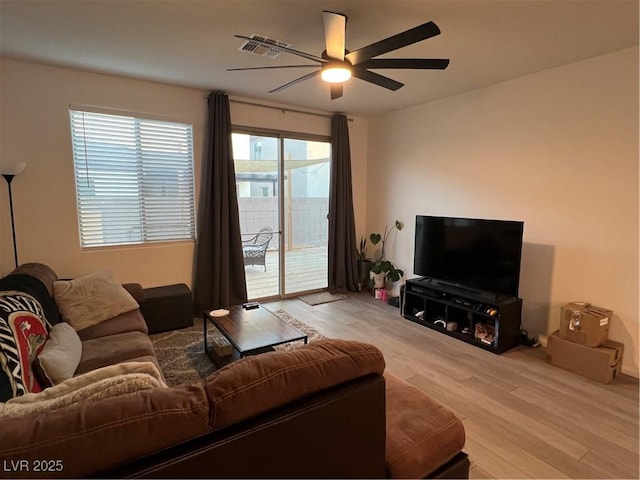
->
[[1, 0, 638, 117]]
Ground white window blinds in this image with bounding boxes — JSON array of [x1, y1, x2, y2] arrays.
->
[[69, 109, 195, 248]]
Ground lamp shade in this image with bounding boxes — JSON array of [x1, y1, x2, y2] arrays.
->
[[1, 162, 26, 176]]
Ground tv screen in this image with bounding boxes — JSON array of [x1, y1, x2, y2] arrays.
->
[[413, 216, 524, 297]]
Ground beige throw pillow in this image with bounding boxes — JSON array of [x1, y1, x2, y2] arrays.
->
[[53, 270, 139, 331], [34, 322, 82, 386]]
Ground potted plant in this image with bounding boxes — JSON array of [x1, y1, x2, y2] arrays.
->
[[369, 220, 404, 289], [356, 236, 372, 290]]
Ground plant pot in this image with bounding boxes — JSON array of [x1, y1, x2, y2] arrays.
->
[[357, 259, 372, 287], [370, 271, 386, 289], [387, 280, 403, 297]]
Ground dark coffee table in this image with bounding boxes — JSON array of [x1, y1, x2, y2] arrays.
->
[[204, 305, 307, 367]]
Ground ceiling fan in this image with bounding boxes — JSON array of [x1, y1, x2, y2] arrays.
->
[[228, 11, 450, 100]]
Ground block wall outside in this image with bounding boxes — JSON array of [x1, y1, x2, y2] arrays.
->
[[237, 197, 328, 248]]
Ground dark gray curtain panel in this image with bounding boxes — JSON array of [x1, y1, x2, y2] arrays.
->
[[193, 92, 247, 312], [328, 114, 359, 293]]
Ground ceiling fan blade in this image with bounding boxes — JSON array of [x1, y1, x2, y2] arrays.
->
[[323, 11, 346, 60], [330, 83, 343, 100], [357, 58, 450, 70], [235, 34, 326, 63], [352, 69, 404, 91], [345, 21, 441, 65], [228, 65, 319, 71], [269, 70, 321, 94]]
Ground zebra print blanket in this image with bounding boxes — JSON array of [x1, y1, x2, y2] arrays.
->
[[0, 273, 60, 402]]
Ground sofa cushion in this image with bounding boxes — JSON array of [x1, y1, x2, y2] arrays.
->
[[204, 338, 385, 430], [384, 372, 466, 479], [34, 322, 82, 386], [76, 331, 156, 375], [0, 291, 51, 401], [0, 383, 211, 478], [53, 270, 139, 331], [76, 309, 149, 341]]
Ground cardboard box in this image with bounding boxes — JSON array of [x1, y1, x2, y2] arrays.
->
[[546, 331, 623, 383], [559, 302, 612, 347]]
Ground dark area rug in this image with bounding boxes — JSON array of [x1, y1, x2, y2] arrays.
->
[[150, 309, 327, 387]]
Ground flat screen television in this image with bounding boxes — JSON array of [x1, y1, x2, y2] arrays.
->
[[413, 215, 524, 297]]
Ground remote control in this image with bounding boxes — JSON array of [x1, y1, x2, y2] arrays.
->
[[243, 302, 260, 310]]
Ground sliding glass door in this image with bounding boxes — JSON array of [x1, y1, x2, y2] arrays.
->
[[283, 138, 330, 295], [233, 133, 280, 298], [232, 131, 330, 300]]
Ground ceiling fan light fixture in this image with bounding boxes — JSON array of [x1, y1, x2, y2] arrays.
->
[[231, 13, 449, 99], [321, 64, 351, 83]]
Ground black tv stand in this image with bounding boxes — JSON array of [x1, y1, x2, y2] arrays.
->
[[422, 278, 498, 302], [403, 277, 522, 354]]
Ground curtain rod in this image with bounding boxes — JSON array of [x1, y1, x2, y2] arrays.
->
[[229, 99, 353, 122]]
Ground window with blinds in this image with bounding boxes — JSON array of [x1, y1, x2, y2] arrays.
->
[[69, 109, 195, 248]]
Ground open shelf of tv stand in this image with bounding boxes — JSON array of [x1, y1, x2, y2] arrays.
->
[[403, 277, 522, 354]]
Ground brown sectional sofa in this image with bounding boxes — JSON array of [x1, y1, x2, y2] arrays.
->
[[0, 263, 468, 478]]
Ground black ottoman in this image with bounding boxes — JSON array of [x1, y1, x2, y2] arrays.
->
[[140, 284, 193, 334]]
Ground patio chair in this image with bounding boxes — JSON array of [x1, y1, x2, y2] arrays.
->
[[242, 227, 274, 271]]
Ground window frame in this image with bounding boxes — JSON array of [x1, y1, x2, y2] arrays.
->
[[68, 106, 196, 249]]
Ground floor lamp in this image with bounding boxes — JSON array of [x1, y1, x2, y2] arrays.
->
[[2, 162, 26, 268]]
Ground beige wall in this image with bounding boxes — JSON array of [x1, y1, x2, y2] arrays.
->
[[0, 58, 368, 288], [367, 46, 639, 376], [2, 50, 636, 375], [0, 59, 205, 285]]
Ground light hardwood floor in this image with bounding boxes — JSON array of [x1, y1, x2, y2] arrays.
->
[[264, 292, 639, 479]]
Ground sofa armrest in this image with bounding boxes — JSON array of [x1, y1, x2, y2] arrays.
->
[[204, 338, 386, 430], [122, 283, 144, 303], [7, 263, 58, 296]]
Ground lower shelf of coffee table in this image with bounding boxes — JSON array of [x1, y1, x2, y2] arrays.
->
[[205, 344, 275, 368]]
